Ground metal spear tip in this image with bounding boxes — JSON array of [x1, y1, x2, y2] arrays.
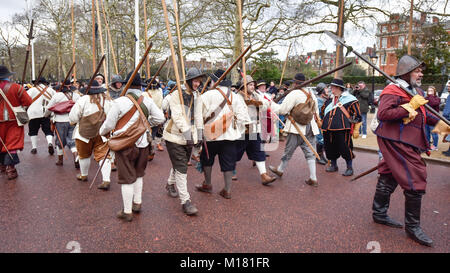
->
[[324, 30, 346, 46]]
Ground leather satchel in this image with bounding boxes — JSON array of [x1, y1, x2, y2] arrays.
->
[[203, 87, 235, 140], [108, 95, 150, 151], [0, 83, 29, 126], [48, 93, 75, 114], [291, 88, 316, 125], [79, 98, 106, 139]]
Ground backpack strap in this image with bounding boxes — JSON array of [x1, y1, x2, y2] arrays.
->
[[115, 96, 144, 131], [204, 87, 232, 124]]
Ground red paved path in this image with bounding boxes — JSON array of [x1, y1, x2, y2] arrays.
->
[[0, 134, 448, 253]]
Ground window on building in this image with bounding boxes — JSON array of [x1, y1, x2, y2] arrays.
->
[[398, 36, 405, 47], [382, 25, 388, 33], [400, 23, 405, 30], [381, 38, 388, 48], [381, 54, 387, 65]]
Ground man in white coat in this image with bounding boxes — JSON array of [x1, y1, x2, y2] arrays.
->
[[195, 69, 251, 199], [269, 73, 321, 187], [99, 73, 165, 222], [26, 77, 56, 155]]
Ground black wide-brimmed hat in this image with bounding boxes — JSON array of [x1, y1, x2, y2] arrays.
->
[[329, 78, 345, 89], [88, 79, 107, 94], [123, 72, 145, 87], [94, 73, 105, 83], [110, 75, 123, 85], [294, 73, 306, 82], [0, 66, 15, 78], [209, 69, 231, 87], [32, 77, 49, 85]]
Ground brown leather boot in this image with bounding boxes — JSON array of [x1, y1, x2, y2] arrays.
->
[[6, 165, 18, 180], [76, 174, 88, 182], [195, 182, 212, 193], [305, 178, 319, 187], [268, 165, 283, 177], [56, 155, 63, 166], [219, 189, 231, 199], [97, 181, 110, 190], [132, 202, 142, 213], [116, 210, 133, 222], [261, 173, 277, 185]]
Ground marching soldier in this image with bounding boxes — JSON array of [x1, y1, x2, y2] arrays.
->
[[45, 79, 81, 168], [372, 55, 450, 247], [99, 73, 164, 222], [195, 69, 251, 199], [145, 81, 165, 152], [0, 65, 32, 179], [269, 73, 321, 186], [234, 75, 277, 185], [69, 80, 113, 190], [320, 78, 361, 176], [26, 77, 56, 155], [163, 68, 204, 215], [108, 75, 123, 100]]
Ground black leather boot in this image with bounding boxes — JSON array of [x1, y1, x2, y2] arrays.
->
[[316, 143, 327, 165], [404, 190, 433, 247], [372, 174, 403, 228]]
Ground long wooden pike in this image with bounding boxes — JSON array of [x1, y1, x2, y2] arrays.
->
[[350, 166, 378, 182], [91, 0, 96, 73], [31, 60, 52, 104], [173, 0, 186, 82], [273, 61, 352, 103], [71, 0, 76, 82], [278, 43, 292, 87], [119, 42, 153, 97], [144, 57, 168, 93], [236, 0, 248, 100], [58, 62, 76, 93], [200, 77, 211, 94], [100, 0, 118, 75], [161, 0, 184, 113], [287, 115, 320, 159], [21, 19, 34, 84], [85, 55, 106, 95]]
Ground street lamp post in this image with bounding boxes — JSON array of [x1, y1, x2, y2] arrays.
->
[[370, 53, 378, 112]]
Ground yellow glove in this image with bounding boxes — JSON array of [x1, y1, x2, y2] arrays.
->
[[353, 122, 362, 138], [400, 103, 418, 124], [431, 120, 450, 135], [409, 95, 429, 110]]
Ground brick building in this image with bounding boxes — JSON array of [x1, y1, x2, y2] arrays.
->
[[376, 12, 449, 76]]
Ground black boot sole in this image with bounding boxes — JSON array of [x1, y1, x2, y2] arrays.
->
[[373, 217, 403, 228], [406, 230, 433, 247]]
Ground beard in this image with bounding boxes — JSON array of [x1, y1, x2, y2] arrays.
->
[[410, 76, 422, 88]]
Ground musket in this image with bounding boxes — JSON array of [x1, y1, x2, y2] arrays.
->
[[119, 42, 153, 97], [144, 57, 168, 93], [58, 62, 76, 93], [33, 59, 48, 87], [21, 19, 34, 84], [325, 30, 450, 126], [273, 61, 353, 103], [350, 165, 378, 182], [89, 149, 110, 189], [84, 54, 106, 95], [200, 77, 211, 94], [211, 45, 251, 90]]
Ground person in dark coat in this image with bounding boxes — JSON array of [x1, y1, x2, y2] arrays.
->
[[321, 78, 361, 176], [424, 86, 440, 150], [373, 55, 450, 247], [353, 81, 371, 138]]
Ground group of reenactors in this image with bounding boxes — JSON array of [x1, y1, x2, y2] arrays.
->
[[0, 52, 449, 248]]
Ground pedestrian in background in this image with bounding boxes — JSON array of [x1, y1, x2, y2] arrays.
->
[[353, 81, 371, 138], [424, 86, 440, 151]]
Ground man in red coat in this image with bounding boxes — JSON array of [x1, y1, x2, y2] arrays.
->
[[373, 55, 450, 247], [0, 66, 32, 179]]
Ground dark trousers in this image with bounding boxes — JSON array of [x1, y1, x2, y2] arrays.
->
[[28, 117, 53, 136], [116, 145, 149, 185], [200, 140, 237, 172], [235, 133, 266, 162], [323, 130, 354, 161], [166, 141, 192, 174]]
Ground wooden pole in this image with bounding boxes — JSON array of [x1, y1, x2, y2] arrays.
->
[[236, 0, 248, 100], [71, 0, 76, 82], [334, 0, 345, 78], [173, 0, 186, 82], [161, 0, 185, 111], [278, 43, 292, 87], [119, 42, 153, 97], [100, 0, 118, 75], [211, 45, 251, 90], [95, 0, 108, 89], [143, 0, 150, 79], [144, 57, 168, 93], [408, 0, 413, 55], [91, 0, 96, 73]]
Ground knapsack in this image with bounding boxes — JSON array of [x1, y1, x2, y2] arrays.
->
[[290, 88, 316, 125]]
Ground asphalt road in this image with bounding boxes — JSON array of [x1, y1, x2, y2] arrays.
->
[[0, 133, 448, 253]]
